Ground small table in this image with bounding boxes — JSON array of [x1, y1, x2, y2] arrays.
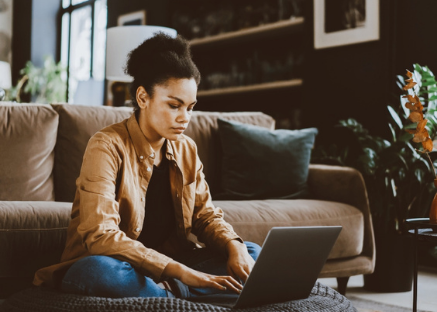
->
[[406, 218, 437, 312]]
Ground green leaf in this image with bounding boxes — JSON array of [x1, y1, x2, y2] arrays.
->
[[387, 106, 403, 129], [422, 71, 434, 79], [388, 123, 396, 142]]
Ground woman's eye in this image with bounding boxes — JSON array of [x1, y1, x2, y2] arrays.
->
[[169, 104, 179, 109], [188, 106, 195, 112]]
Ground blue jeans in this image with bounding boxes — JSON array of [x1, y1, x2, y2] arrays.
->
[[61, 241, 261, 298]]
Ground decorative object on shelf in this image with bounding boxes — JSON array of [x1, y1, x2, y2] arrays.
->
[[171, 0, 305, 41], [0, 60, 11, 100], [401, 66, 437, 224], [314, 0, 379, 49], [117, 10, 146, 26], [12, 55, 66, 104], [195, 39, 303, 92]]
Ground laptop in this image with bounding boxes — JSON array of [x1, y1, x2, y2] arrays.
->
[[189, 226, 342, 308]]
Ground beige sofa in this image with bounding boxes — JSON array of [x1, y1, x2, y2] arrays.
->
[[0, 102, 375, 298]]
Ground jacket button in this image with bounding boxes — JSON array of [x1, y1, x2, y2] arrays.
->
[[176, 193, 179, 198], [151, 152, 155, 158], [139, 156, 144, 160], [140, 197, 144, 202], [135, 227, 140, 232], [147, 167, 151, 172]]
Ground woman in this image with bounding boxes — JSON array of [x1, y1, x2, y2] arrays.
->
[[34, 32, 260, 299]]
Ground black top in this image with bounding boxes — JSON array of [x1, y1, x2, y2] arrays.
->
[[137, 153, 176, 250]]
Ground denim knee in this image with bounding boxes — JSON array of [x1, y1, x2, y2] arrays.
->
[[62, 255, 133, 296], [244, 241, 261, 261], [61, 255, 167, 298]]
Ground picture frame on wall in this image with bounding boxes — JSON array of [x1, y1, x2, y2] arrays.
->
[[117, 10, 146, 26], [314, 0, 379, 49]]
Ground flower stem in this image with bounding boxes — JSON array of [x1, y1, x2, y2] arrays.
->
[[426, 152, 437, 179], [417, 148, 437, 179]]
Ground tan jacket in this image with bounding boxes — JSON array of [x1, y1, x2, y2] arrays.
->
[[34, 113, 241, 287]]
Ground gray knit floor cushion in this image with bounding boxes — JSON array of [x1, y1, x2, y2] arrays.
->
[[0, 282, 356, 312]]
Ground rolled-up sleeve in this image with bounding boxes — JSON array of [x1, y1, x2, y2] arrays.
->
[[76, 135, 172, 281]]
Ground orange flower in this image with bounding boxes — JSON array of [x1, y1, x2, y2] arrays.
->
[[408, 111, 423, 122], [423, 138, 434, 152], [403, 70, 433, 152]]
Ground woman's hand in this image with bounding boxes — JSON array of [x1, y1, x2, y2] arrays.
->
[[163, 261, 243, 294], [225, 240, 255, 283]]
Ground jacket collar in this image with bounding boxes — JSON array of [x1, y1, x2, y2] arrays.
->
[[127, 113, 155, 161], [126, 113, 185, 161]]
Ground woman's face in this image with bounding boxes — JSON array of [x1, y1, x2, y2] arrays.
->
[[137, 78, 197, 143]]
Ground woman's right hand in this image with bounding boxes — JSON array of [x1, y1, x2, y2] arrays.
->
[[163, 260, 243, 294]]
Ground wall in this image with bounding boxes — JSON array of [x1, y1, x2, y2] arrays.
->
[[107, 0, 170, 28], [302, 0, 395, 140], [31, 0, 60, 68], [394, 1, 437, 78], [11, 0, 59, 84]]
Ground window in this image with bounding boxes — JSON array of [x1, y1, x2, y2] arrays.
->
[[60, 0, 107, 104]]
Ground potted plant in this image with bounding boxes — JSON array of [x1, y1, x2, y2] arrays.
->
[[7, 55, 66, 104], [311, 64, 437, 292]]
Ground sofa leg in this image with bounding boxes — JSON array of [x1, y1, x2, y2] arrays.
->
[[337, 277, 349, 295]]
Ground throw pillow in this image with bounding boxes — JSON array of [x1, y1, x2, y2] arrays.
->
[[216, 118, 318, 200]]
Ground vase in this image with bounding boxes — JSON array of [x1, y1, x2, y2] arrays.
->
[[430, 179, 437, 224]]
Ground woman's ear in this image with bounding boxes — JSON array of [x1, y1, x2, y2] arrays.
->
[[136, 86, 149, 109]]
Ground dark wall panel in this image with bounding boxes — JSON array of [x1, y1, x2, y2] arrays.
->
[[394, 0, 437, 78], [302, 0, 394, 139], [11, 0, 32, 83]]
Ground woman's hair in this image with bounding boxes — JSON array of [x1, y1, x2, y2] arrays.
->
[[124, 32, 201, 110]]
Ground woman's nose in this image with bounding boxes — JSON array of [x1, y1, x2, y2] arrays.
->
[[177, 109, 190, 123]]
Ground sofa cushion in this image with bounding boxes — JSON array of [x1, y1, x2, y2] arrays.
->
[[184, 112, 275, 195], [51, 104, 133, 202], [0, 103, 58, 201], [0, 201, 71, 282], [216, 118, 318, 200], [214, 199, 364, 260]]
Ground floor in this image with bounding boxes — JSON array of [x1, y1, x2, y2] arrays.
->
[[319, 269, 437, 312], [1, 270, 436, 310]]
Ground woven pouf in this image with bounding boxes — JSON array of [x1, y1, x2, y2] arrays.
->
[[0, 282, 356, 312]]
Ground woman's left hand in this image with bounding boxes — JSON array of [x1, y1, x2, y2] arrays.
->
[[225, 240, 255, 283]]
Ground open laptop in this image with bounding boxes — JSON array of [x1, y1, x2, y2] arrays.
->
[[189, 226, 342, 308]]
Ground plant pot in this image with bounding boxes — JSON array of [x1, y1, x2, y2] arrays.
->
[[363, 233, 414, 292]]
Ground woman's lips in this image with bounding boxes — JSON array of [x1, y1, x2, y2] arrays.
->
[[173, 127, 186, 133]]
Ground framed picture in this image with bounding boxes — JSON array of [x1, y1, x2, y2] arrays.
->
[[117, 10, 146, 26], [314, 0, 379, 49]]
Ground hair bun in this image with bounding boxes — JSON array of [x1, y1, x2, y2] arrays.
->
[[124, 32, 191, 79]]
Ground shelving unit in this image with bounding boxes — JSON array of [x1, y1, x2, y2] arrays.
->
[[197, 79, 303, 98], [189, 17, 304, 48], [176, 5, 306, 128]]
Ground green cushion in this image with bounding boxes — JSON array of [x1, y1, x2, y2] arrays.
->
[[216, 118, 318, 200]]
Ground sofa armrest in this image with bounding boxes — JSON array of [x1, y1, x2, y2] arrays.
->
[[308, 164, 375, 265]]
